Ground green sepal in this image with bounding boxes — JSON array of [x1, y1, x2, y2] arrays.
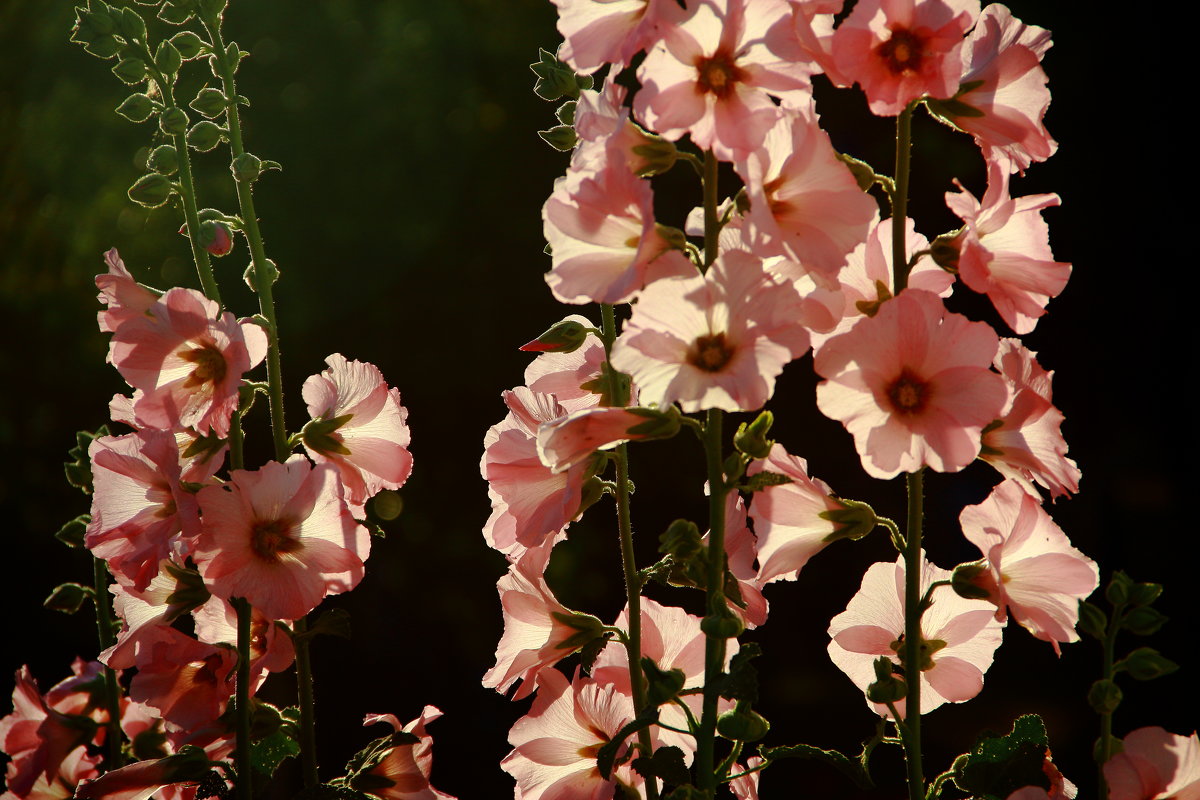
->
[[112, 57, 148, 85], [641, 657, 686, 707], [836, 151, 877, 192], [579, 631, 612, 673], [1077, 600, 1107, 640], [580, 362, 632, 408], [64, 426, 109, 495], [181, 430, 227, 463], [717, 706, 769, 742], [866, 656, 906, 704], [630, 137, 677, 177], [951, 560, 993, 601], [530, 47, 584, 101], [186, 120, 224, 152], [1116, 647, 1179, 681], [55, 515, 90, 548], [301, 413, 354, 457], [951, 714, 1052, 799], [231, 152, 262, 182], [538, 125, 577, 152], [1106, 570, 1133, 605], [555, 100, 576, 125], [521, 318, 591, 353], [733, 410, 774, 459], [343, 728, 421, 787], [549, 610, 606, 651], [1128, 580, 1163, 608], [147, 143, 179, 174], [624, 406, 682, 441], [818, 497, 879, 543]]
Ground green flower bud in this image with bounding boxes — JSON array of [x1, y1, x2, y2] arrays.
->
[[630, 136, 677, 177], [231, 151, 261, 182], [519, 318, 591, 353], [44, 583, 90, 614], [84, 35, 121, 59], [127, 173, 173, 208], [538, 125, 576, 152], [951, 560, 994, 601], [111, 57, 148, 85], [116, 6, 147, 42], [147, 144, 179, 175], [1106, 571, 1133, 606], [170, 30, 206, 59], [1128, 581, 1163, 608], [1117, 647, 1179, 681], [115, 93, 155, 123], [837, 152, 878, 192], [1122, 606, 1168, 637], [186, 120, 223, 152], [866, 656, 907, 704], [734, 410, 774, 459], [189, 87, 228, 118], [1087, 679, 1122, 715], [159, 106, 189, 136], [701, 602, 744, 640], [1077, 600, 1108, 640], [624, 406, 682, 442], [818, 497, 879, 543], [717, 708, 770, 742], [154, 39, 182, 75]]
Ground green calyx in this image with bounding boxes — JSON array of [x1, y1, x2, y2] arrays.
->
[[300, 413, 354, 456]]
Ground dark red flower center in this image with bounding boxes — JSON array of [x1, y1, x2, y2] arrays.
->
[[886, 368, 930, 415], [688, 332, 735, 373], [877, 27, 925, 75], [250, 518, 302, 563], [181, 344, 227, 388], [695, 49, 747, 100]]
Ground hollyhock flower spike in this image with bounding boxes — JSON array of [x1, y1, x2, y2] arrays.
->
[[193, 456, 370, 621], [635, 0, 814, 160], [301, 353, 413, 517], [982, 339, 1080, 500], [957, 480, 1098, 655], [945, 154, 1070, 334], [110, 287, 268, 437], [611, 248, 810, 413], [814, 289, 1006, 478], [827, 554, 1003, 718], [349, 707, 455, 800], [831, 0, 980, 116], [1103, 726, 1200, 800]]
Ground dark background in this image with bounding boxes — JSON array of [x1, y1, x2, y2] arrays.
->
[[1, 2, 1194, 798]]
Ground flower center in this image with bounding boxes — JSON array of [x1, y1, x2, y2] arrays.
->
[[877, 27, 924, 75], [695, 50, 746, 100], [762, 176, 793, 217], [688, 332, 735, 373], [249, 518, 303, 563], [886, 368, 929, 415], [180, 343, 227, 388], [890, 634, 947, 672]]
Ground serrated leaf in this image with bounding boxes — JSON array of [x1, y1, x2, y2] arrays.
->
[[632, 745, 690, 787], [719, 643, 762, 703], [952, 715, 1050, 798], [250, 722, 299, 777]]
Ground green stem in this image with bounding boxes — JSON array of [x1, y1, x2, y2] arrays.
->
[[293, 616, 320, 788], [926, 768, 956, 800], [229, 407, 245, 470], [702, 151, 719, 269], [233, 597, 252, 800], [892, 103, 915, 294], [1097, 601, 1124, 798], [902, 469, 925, 800], [91, 558, 124, 771], [696, 408, 729, 793]]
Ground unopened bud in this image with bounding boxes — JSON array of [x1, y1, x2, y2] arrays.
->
[[837, 152, 877, 192], [198, 219, 233, 256], [186, 120, 223, 152], [519, 318, 590, 353], [818, 497, 879, 543], [128, 173, 173, 208], [1122, 607, 1168, 637], [147, 144, 179, 175], [630, 135, 677, 177], [1118, 647, 1179, 681], [111, 57, 148, 85], [717, 708, 770, 742], [1106, 571, 1133, 606], [701, 601, 744, 640], [159, 106, 189, 136], [115, 93, 155, 123], [1128, 581, 1163, 608], [930, 231, 961, 270], [734, 410, 774, 459], [154, 40, 182, 75], [1087, 679, 1122, 714], [624, 406, 681, 441], [866, 656, 907, 704], [550, 611, 607, 651], [189, 87, 228, 118], [44, 583, 90, 614], [659, 519, 703, 559], [231, 151, 261, 182], [170, 30, 206, 60], [951, 560, 994, 601], [653, 223, 689, 253]]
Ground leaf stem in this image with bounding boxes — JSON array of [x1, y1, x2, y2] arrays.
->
[[233, 597, 252, 800], [902, 468, 926, 800]]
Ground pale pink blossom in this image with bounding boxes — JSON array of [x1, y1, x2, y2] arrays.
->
[[193, 457, 370, 621], [552, 0, 682, 74], [483, 545, 594, 701], [301, 353, 413, 517], [543, 147, 694, 306], [635, 0, 813, 159], [0, 667, 101, 798], [110, 287, 268, 436], [102, 560, 211, 669], [945, 156, 1070, 334], [611, 249, 810, 413], [745, 443, 843, 584], [74, 745, 213, 800], [351, 708, 455, 800], [737, 106, 877, 287], [501, 669, 643, 800], [127, 627, 236, 731], [729, 756, 763, 800], [831, 0, 979, 116], [573, 77, 675, 178], [814, 289, 1006, 478], [828, 554, 1003, 718], [1104, 726, 1200, 800], [788, 0, 845, 82], [191, 595, 296, 677], [719, 493, 768, 628], [958, 480, 1098, 655], [982, 339, 1079, 500], [537, 406, 677, 474], [4, 746, 100, 800], [96, 248, 158, 336], [941, 4, 1055, 173]]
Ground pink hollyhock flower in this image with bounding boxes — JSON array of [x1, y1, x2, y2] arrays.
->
[[828, 554, 1003, 718], [74, 745, 214, 800], [831, 0, 980, 116], [110, 287, 268, 436], [938, 4, 1055, 173], [982, 339, 1079, 500], [5, 746, 100, 800], [1003, 753, 1077, 800], [635, 0, 813, 159], [945, 156, 1070, 334], [729, 756, 763, 800], [96, 248, 158, 336], [501, 668, 644, 800], [482, 388, 591, 555], [1104, 726, 1200, 800], [737, 106, 877, 287], [958, 480, 1099, 655], [573, 77, 675, 178], [537, 406, 678, 473], [86, 429, 205, 591], [483, 545, 599, 701], [128, 627, 237, 731], [350, 708, 455, 800], [552, 0, 682, 74], [192, 595, 296, 677], [745, 443, 844, 585], [193, 457, 370, 621], [102, 560, 211, 669], [543, 145, 694, 306], [301, 353, 413, 517], [718, 493, 768, 628], [611, 249, 810, 413], [814, 289, 1006, 478]]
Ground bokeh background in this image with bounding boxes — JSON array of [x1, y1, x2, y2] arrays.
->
[[1, 1, 1193, 798]]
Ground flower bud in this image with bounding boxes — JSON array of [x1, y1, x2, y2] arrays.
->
[[1128, 581, 1163, 608], [624, 406, 682, 441], [111, 57, 148, 85], [1077, 600, 1107, 640], [701, 601, 744, 640], [530, 48, 586, 101], [951, 560, 994, 601], [186, 120, 223, 152], [550, 610, 607, 652], [836, 152, 878, 192], [1117, 647, 1179, 681], [127, 173, 173, 207], [115, 92, 155, 123], [44, 583, 90, 614], [1087, 678, 1122, 715], [818, 497, 880, 543], [231, 151, 261, 182], [519, 318, 590, 353], [1122, 606, 1168, 637], [734, 410, 774, 459], [154, 39, 182, 75], [159, 106, 189, 136], [930, 231, 961, 270], [866, 656, 907, 704], [1106, 571, 1132, 606], [198, 219, 234, 256], [538, 125, 577, 152], [170, 30, 206, 59], [717, 708, 770, 742], [189, 87, 228, 118], [630, 136, 677, 177], [147, 144, 179, 175]]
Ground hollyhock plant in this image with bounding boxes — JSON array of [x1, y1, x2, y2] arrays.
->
[[109, 287, 268, 437], [635, 0, 814, 159], [815, 289, 1006, 478], [828, 554, 1004, 718], [1104, 726, 1200, 800], [830, 0, 980, 116], [737, 106, 877, 286], [957, 480, 1098, 654], [933, 3, 1055, 173], [945, 155, 1070, 334], [193, 457, 370, 622], [611, 248, 810, 413], [349, 708, 455, 800], [96, 248, 158, 337], [501, 668, 644, 800], [301, 353, 413, 517], [982, 339, 1080, 500]]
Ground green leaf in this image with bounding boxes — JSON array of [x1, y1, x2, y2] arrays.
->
[[250, 708, 300, 777], [632, 745, 690, 787], [55, 515, 90, 548], [952, 715, 1051, 799], [719, 642, 762, 703], [530, 47, 581, 101], [538, 125, 577, 152]]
